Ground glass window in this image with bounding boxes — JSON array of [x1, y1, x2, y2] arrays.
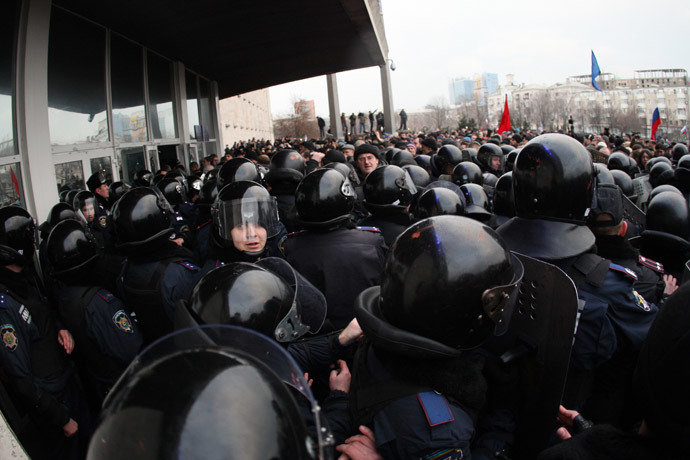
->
[[55, 160, 84, 193], [48, 7, 108, 146], [120, 147, 146, 183], [147, 52, 177, 139], [0, 0, 19, 158], [0, 163, 24, 207], [186, 71, 199, 140], [199, 78, 216, 139], [204, 141, 217, 156], [89, 156, 113, 182], [111, 34, 147, 143]]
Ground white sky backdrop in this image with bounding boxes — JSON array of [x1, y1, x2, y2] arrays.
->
[[269, 0, 690, 118]]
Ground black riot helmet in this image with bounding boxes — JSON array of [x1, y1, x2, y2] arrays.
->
[[649, 161, 674, 188], [401, 164, 431, 189], [112, 187, 173, 250], [210, 181, 279, 250], [264, 150, 305, 188], [0, 206, 36, 266], [513, 133, 594, 223], [66, 190, 81, 208], [461, 148, 478, 163], [677, 154, 690, 171], [157, 176, 188, 208], [646, 156, 672, 173], [460, 183, 491, 221], [390, 149, 416, 167], [504, 149, 519, 172], [384, 148, 400, 164], [88, 326, 330, 460], [295, 168, 356, 229], [363, 165, 416, 213], [217, 158, 260, 190], [165, 170, 189, 194], [414, 154, 432, 174], [59, 190, 70, 203], [183, 258, 326, 342], [593, 162, 615, 185], [452, 161, 483, 186], [500, 144, 514, 156], [413, 187, 465, 219], [493, 172, 516, 218], [607, 151, 634, 177], [133, 169, 153, 187], [610, 169, 635, 197], [323, 162, 360, 186], [647, 192, 690, 240], [648, 184, 683, 203], [203, 167, 219, 183], [38, 202, 78, 241], [476, 143, 504, 175], [672, 143, 689, 161], [355, 216, 523, 355], [108, 181, 131, 202], [73, 190, 99, 225], [431, 145, 464, 176], [46, 219, 99, 277], [197, 179, 218, 207]]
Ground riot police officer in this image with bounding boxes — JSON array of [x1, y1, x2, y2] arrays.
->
[[112, 188, 202, 344], [281, 168, 386, 329]]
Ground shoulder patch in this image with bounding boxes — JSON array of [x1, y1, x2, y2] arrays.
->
[[98, 215, 108, 228], [96, 289, 115, 303], [609, 263, 638, 281], [178, 261, 200, 271], [417, 391, 454, 427], [355, 226, 382, 233], [18, 305, 32, 325], [1, 324, 18, 352], [112, 310, 134, 333], [638, 255, 664, 274], [633, 290, 651, 312]]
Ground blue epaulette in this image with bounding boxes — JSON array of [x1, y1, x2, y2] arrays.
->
[[417, 391, 454, 427], [638, 255, 664, 274], [96, 289, 115, 303], [609, 263, 638, 281], [178, 261, 200, 271], [355, 226, 381, 233]]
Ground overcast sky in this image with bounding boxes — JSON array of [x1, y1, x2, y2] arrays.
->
[[269, 0, 689, 119]]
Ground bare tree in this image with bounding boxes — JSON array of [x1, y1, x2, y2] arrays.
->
[[609, 106, 645, 135], [425, 96, 452, 130], [529, 91, 556, 131]]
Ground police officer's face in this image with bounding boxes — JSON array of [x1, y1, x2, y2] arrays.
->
[[82, 204, 95, 222], [95, 183, 109, 199], [231, 223, 267, 253], [357, 153, 379, 175], [490, 156, 502, 170]]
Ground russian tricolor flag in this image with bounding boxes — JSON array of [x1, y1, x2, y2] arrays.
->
[[651, 107, 661, 140]]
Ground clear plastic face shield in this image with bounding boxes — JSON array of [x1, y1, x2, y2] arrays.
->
[[396, 170, 417, 204], [104, 325, 334, 459], [215, 197, 279, 250], [480, 253, 524, 336], [75, 196, 98, 224]]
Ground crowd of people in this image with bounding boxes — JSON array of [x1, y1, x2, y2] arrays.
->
[[1, 125, 689, 460]]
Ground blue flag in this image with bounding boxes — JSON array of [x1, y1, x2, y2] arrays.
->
[[591, 51, 602, 92]]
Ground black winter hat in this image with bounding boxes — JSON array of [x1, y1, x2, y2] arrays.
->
[[354, 144, 381, 161], [421, 138, 438, 150]]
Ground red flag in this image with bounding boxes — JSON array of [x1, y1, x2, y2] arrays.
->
[[10, 167, 20, 197], [498, 95, 511, 134]]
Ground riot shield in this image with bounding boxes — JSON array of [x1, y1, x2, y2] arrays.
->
[[682, 259, 690, 286], [622, 194, 646, 234], [631, 175, 652, 210], [507, 253, 579, 459]]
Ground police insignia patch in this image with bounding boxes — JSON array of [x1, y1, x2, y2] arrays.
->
[[1, 324, 18, 352], [633, 290, 651, 312], [112, 310, 134, 333], [98, 215, 107, 228]]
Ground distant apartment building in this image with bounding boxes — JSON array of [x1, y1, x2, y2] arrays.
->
[[449, 78, 474, 104], [294, 99, 316, 120], [449, 73, 500, 107]]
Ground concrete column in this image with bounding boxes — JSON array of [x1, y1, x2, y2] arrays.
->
[[15, 0, 55, 221], [326, 73, 343, 139], [380, 64, 395, 135]]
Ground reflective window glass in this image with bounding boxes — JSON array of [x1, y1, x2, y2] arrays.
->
[[199, 78, 216, 139], [147, 52, 177, 139], [186, 71, 199, 140], [0, 0, 19, 158], [90, 156, 113, 182], [0, 163, 24, 207], [48, 7, 108, 146], [111, 34, 147, 143], [120, 147, 146, 183], [55, 160, 84, 193]]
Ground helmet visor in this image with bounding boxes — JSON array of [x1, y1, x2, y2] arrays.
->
[[216, 197, 279, 241]]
